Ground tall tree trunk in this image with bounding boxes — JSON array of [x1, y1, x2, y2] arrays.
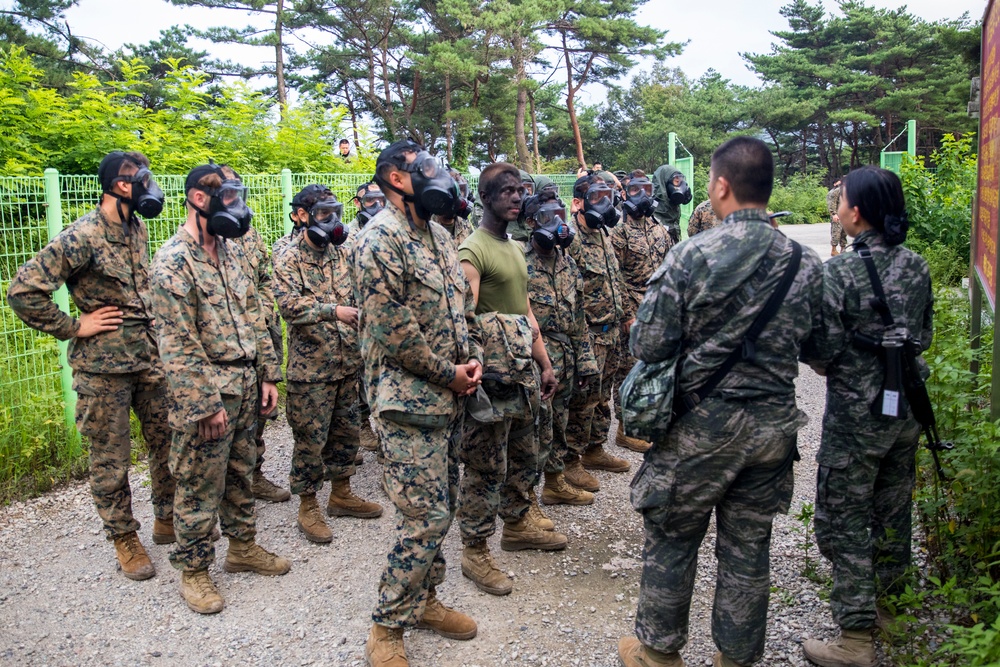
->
[[274, 0, 286, 117], [445, 74, 452, 162], [529, 89, 541, 173], [512, 35, 531, 169], [562, 32, 586, 168], [344, 83, 360, 147]]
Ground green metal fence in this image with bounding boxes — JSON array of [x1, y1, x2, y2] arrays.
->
[[0, 168, 589, 494]]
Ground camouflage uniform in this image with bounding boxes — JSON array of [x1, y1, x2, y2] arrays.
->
[[628, 208, 823, 665], [800, 229, 933, 631], [610, 213, 672, 421], [357, 204, 482, 628], [827, 186, 848, 250], [235, 226, 283, 474], [150, 229, 281, 572], [565, 219, 626, 457], [524, 243, 599, 478], [6, 208, 174, 539], [271, 228, 299, 260], [273, 233, 361, 495], [434, 216, 474, 246], [687, 199, 721, 237]]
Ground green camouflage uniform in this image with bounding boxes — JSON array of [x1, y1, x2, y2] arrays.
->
[[610, 213, 672, 421], [687, 200, 721, 237], [651, 165, 683, 243], [273, 233, 361, 495], [6, 208, 174, 539], [565, 219, 626, 457], [800, 229, 933, 631], [628, 208, 823, 665], [524, 243, 599, 478], [827, 186, 847, 249], [357, 204, 482, 628], [271, 228, 300, 260], [235, 226, 283, 473], [150, 229, 281, 572], [434, 215, 474, 246], [456, 229, 538, 545]]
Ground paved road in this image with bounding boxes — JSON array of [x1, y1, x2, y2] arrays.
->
[[780, 221, 841, 261]]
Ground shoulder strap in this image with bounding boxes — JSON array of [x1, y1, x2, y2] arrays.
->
[[676, 239, 803, 418], [854, 242, 895, 327]]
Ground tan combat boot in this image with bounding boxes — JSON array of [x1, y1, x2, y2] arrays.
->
[[359, 423, 379, 452], [500, 516, 568, 552], [831, 246, 840, 257], [712, 651, 746, 667], [542, 471, 595, 506], [416, 588, 478, 640], [618, 637, 685, 666], [297, 493, 333, 543], [615, 423, 652, 453], [802, 628, 876, 667], [526, 494, 555, 531], [328, 479, 384, 518], [461, 541, 513, 596], [223, 538, 292, 575], [113, 531, 155, 580], [252, 470, 291, 502], [875, 605, 903, 639], [153, 518, 220, 545], [582, 445, 630, 472], [355, 451, 365, 466], [180, 569, 224, 614], [564, 457, 600, 492], [365, 623, 408, 667]]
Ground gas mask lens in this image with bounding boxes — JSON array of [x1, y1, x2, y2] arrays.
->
[[627, 181, 653, 198], [536, 204, 566, 227], [362, 192, 386, 209], [218, 180, 247, 207], [311, 200, 343, 224], [416, 154, 439, 179], [586, 185, 612, 205]]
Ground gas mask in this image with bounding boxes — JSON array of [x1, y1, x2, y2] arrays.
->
[[531, 203, 574, 252], [306, 199, 348, 248], [582, 183, 620, 230], [98, 152, 165, 235], [666, 173, 693, 206], [355, 189, 386, 227], [190, 179, 253, 239], [451, 177, 474, 219], [377, 147, 457, 222], [622, 177, 656, 219]]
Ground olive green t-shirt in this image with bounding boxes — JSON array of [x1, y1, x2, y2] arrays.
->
[[458, 228, 529, 315]]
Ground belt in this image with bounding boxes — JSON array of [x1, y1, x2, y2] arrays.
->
[[542, 331, 571, 345], [214, 357, 256, 368], [589, 323, 618, 334]]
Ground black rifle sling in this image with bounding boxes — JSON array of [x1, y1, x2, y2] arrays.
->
[[675, 238, 802, 419]]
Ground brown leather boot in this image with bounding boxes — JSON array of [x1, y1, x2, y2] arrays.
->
[[582, 445, 630, 472], [113, 531, 155, 580], [615, 423, 652, 453], [359, 423, 379, 452], [500, 516, 568, 552], [525, 494, 555, 531], [223, 539, 291, 575], [542, 471, 595, 506], [328, 478, 383, 518], [831, 246, 840, 257], [618, 637, 685, 666], [563, 457, 600, 492], [252, 471, 291, 502], [416, 589, 477, 640], [712, 651, 746, 667], [461, 541, 513, 596], [802, 628, 876, 667], [180, 569, 224, 614], [297, 494, 333, 543], [365, 623, 408, 667], [152, 518, 220, 545]]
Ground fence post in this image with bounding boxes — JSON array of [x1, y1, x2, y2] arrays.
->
[[281, 169, 293, 235], [668, 132, 677, 166], [43, 168, 79, 454], [907, 119, 917, 157]]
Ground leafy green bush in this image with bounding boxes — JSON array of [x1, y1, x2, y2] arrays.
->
[[768, 172, 829, 224]]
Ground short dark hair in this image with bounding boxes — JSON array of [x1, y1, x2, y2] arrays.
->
[[339, 139, 350, 146], [478, 162, 521, 201], [842, 166, 908, 245], [573, 174, 600, 200], [710, 136, 774, 204]]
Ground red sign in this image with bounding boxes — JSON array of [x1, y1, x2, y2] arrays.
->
[[976, 0, 1000, 312]]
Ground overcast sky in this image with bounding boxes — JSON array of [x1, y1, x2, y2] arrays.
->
[[58, 0, 985, 104]]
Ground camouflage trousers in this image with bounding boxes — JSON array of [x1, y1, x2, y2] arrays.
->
[[630, 398, 800, 665], [536, 393, 572, 478], [566, 330, 619, 457], [169, 364, 258, 572], [254, 316, 284, 472], [73, 368, 174, 540], [831, 218, 848, 249], [458, 410, 538, 544], [371, 410, 462, 627], [814, 422, 920, 631], [286, 378, 359, 496], [608, 328, 634, 422]]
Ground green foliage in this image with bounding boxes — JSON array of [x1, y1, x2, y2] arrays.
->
[[768, 172, 829, 224], [900, 134, 977, 267]]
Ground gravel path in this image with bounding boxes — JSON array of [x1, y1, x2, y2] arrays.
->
[[0, 225, 892, 667]]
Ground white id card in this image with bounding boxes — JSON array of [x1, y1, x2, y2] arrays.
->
[[882, 390, 900, 417]]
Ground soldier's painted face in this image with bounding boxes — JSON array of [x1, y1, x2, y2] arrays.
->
[[485, 173, 524, 223]]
